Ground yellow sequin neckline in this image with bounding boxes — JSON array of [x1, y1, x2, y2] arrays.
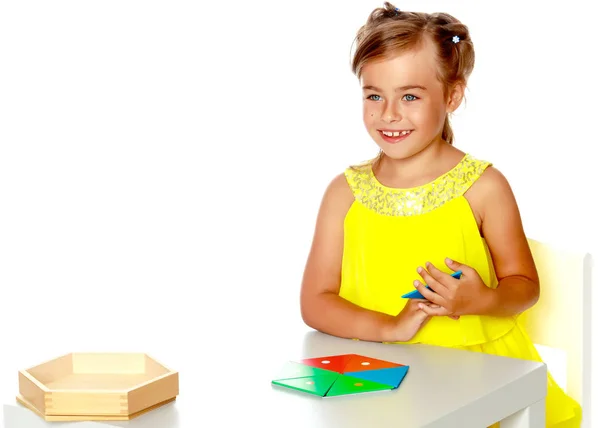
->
[[345, 153, 491, 217], [368, 154, 469, 191]]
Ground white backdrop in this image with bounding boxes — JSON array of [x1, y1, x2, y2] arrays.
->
[[0, 0, 598, 425]]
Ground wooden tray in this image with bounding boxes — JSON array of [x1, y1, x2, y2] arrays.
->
[[17, 352, 179, 421]]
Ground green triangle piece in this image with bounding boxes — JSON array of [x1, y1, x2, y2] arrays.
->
[[272, 372, 339, 397], [272, 361, 337, 381], [325, 374, 393, 397]]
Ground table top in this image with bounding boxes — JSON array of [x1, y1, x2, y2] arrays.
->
[[2, 329, 547, 428]]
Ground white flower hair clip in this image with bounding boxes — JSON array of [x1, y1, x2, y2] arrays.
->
[[452, 35, 460, 44]]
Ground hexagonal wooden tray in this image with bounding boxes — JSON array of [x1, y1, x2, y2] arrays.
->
[[16, 352, 179, 421]]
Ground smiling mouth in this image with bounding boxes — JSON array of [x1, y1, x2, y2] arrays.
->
[[379, 130, 413, 137], [378, 129, 414, 144]]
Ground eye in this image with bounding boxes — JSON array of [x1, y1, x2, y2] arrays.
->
[[402, 94, 419, 101], [367, 94, 382, 101]]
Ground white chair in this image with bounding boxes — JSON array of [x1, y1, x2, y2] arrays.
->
[[519, 238, 592, 427]]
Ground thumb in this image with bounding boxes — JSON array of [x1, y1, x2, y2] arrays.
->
[[416, 304, 431, 320]]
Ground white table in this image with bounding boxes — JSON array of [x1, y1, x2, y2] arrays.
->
[[2, 330, 547, 428]]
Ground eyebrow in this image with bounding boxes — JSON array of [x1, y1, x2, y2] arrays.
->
[[362, 84, 427, 92]]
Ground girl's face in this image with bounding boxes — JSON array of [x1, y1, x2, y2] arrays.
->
[[361, 39, 462, 160]]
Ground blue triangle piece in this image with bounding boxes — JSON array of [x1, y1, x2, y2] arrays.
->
[[401, 287, 430, 299], [344, 366, 409, 389], [401, 270, 462, 298]]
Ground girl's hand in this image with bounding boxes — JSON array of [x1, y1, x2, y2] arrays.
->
[[389, 298, 434, 342], [412, 258, 494, 317]]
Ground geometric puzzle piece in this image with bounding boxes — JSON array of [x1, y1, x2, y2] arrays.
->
[[271, 372, 339, 397], [272, 361, 337, 380], [298, 354, 355, 374], [343, 354, 402, 373], [402, 270, 462, 299], [345, 365, 409, 389], [325, 374, 392, 397], [400, 286, 431, 300]]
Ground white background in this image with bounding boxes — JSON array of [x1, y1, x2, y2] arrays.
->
[[0, 0, 598, 425]]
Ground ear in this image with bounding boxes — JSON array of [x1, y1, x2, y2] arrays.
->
[[446, 83, 465, 113]]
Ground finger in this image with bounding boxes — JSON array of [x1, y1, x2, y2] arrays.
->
[[425, 262, 456, 287], [417, 308, 431, 321], [423, 303, 459, 319], [405, 298, 429, 309], [413, 279, 445, 306], [417, 303, 452, 317], [416, 267, 447, 295], [444, 257, 472, 277]]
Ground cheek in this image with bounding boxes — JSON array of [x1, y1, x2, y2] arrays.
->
[[363, 103, 378, 124], [413, 102, 446, 128]]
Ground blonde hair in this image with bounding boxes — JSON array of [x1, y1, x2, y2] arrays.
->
[[351, 2, 475, 165]]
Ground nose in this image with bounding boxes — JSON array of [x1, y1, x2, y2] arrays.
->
[[381, 101, 401, 123]]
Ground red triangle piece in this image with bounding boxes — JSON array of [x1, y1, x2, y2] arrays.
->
[[298, 354, 355, 374], [342, 354, 403, 373]]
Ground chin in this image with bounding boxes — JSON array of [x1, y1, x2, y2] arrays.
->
[[381, 151, 417, 161], [373, 134, 441, 161], [377, 144, 422, 161]]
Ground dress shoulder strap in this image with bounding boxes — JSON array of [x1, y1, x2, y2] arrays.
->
[[452, 154, 492, 196], [343, 162, 372, 200]]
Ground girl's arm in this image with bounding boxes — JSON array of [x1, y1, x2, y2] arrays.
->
[[390, 165, 539, 320], [474, 166, 540, 316], [300, 173, 407, 342]]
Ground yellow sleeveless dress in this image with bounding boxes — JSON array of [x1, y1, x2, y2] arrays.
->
[[340, 153, 582, 427]]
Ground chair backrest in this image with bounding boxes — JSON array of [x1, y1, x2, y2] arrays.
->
[[520, 238, 592, 426]]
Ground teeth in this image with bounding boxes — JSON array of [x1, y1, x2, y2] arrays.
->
[[382, 130, 411, 137]]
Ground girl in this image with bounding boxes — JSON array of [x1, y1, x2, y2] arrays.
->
[[299, 3, 582, 427]]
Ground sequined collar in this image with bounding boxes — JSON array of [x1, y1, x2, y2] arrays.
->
[[344, 154, 490, 216]]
